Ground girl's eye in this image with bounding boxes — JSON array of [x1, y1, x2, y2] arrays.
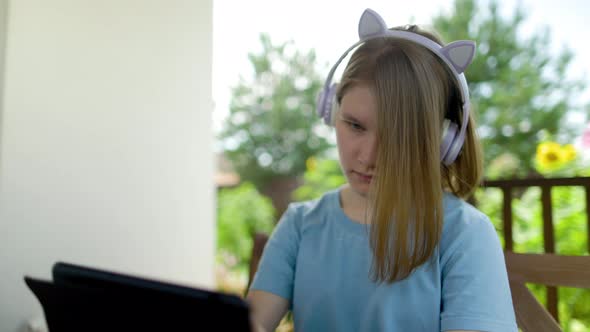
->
[[347, 121, 364, 132]]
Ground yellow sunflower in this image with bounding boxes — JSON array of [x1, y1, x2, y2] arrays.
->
[[561, 144, 577, 162], [536, 142, 564, 169]]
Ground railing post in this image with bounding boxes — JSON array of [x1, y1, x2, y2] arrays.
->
[[541, 185, 558, 322], [502, 187, 513, 251]]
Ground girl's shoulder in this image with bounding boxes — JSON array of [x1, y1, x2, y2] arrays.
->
[[442, 192, 491, 228], [282, 189, 341, 230], [440, 192, 500, 253]]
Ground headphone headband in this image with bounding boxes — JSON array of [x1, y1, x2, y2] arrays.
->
[[317, 8, 476, 165]]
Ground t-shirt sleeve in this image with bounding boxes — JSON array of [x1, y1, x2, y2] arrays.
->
[[249, 203, 301, 303], [439, 211, 518, 332]]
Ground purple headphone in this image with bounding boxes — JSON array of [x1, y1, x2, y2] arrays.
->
[[316, 8, 476, 166]]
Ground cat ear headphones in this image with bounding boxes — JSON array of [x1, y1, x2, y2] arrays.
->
[[316, 8, 476, 166]]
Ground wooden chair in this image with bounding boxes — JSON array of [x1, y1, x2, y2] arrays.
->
[[246, 232, 270, 293], [248, 177, 590, 331], [504, 252, 590, 331]]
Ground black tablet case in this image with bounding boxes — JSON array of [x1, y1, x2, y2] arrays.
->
[[24, 262, 251, 331]]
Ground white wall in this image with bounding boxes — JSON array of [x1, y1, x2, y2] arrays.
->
[[0, 1, 215, 331], [0, 0, 6, 162]]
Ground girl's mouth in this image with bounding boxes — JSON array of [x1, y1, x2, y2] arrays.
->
[[354, 171, 373, 183]]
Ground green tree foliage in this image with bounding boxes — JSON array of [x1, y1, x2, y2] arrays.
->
[[432, 0, 588, 178], [219, 34, 332, 189], [292, 158, 346, 202], [216, 182, 275, 271]]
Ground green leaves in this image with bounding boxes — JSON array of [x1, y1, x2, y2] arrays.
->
[[433, 0, 588, 179], [219, 33, 331, 188], [292, 158, 346, 202], [216, 182, 275, 271]]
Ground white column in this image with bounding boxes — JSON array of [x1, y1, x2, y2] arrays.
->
[[0, 1, 215, 331]]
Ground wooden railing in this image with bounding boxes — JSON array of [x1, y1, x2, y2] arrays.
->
[[248, 177, 590, 331], [480, 176, 590, 331]]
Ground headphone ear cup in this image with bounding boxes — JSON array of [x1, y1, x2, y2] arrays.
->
[[316, 84, 338, 125], [440, 119, 458, 165], [328, 85, 339, 126], [316, 89, 327, 120]]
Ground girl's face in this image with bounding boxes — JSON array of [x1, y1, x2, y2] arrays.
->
[[335, 84, 378, 198]]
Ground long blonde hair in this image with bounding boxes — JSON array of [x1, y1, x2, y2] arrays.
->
[[336, 25, 483, 283]]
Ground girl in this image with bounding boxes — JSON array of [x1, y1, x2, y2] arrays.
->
[[247, 8, 517, 332]]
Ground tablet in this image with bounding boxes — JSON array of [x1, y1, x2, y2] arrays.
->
[[25, 261, 251, 332]]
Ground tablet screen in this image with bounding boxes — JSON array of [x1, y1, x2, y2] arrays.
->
[[25, 261, 251, 331]]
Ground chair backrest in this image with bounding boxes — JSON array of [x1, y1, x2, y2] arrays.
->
[[246, 233, 270, 293], [504, 251, 590, 331]]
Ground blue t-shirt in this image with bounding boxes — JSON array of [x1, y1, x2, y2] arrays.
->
[[250, 189, 517, 331]]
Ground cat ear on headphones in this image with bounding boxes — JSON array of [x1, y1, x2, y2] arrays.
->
[[440, 41, 476, 74], [358, 8, 388, 39]]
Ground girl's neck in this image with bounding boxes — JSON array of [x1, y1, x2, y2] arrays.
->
[[339, 184, 371, 224]]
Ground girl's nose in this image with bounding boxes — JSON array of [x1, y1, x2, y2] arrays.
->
[[358, 134, 378, 166]]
